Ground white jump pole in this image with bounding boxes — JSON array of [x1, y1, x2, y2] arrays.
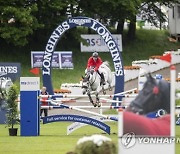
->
[[100, 98, 122, 103], [170, 65, 176, 154], [41, 105, 127, 109], [39, 88, 138, 98], [118, 108, 123, 154], [40, 99, 121, 103], [170, 65, 176, 137], [42, 104, 118, 121], [40, 99, 91, 103]]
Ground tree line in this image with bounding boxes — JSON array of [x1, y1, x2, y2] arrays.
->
[[0, 0, 179, 47]]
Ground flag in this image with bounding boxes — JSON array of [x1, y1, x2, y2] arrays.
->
[[30, 68, 40, 75], [160, 53, 171, 63]]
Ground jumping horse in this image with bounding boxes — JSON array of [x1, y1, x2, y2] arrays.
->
[[82, 61, 113, 107]]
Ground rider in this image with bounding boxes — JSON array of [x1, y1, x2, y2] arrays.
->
[[86, 52, 105, 85]]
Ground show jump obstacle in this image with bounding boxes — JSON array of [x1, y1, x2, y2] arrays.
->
[[20, 77, 40, 136], [20, 77, 120, 136]]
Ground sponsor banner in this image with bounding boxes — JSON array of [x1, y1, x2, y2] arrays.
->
[[81, 34, 122, 52], [31, 51, 60, 68], [0, 63, 21, 82], [67, 115, 117, 135], [43, 114, 110, 134], [67, 122, 86, 135], [59, 52, 74, 69], [20, 77, 40, 91], [31, 51, 73, 69]]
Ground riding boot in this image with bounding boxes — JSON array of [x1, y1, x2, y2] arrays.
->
[[100, 73, 105, 85]]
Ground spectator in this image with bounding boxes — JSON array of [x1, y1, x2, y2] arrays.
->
[[40, 86, 49, 117]]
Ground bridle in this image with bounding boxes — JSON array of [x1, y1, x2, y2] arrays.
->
[[82, 71, 98, 91]]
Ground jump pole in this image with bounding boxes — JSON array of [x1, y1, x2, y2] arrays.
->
[[40, 99, 122, 103], [54, 104, 118, 121], [41, 105, 127, 109], [170, 65, 176, 154], [39, 88, 137, 98]]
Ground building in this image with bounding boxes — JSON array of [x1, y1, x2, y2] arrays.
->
[[168, 3, 180, 39]]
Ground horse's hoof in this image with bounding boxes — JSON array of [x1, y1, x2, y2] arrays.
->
[[93, 103, 97, 107], [91, 101, 97, 107], [103, 91, 106, 95], [97, 103, 101, 107]]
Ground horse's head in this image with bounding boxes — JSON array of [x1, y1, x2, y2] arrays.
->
[[81, 72, 92, 95], [126, 73, 170, 114]]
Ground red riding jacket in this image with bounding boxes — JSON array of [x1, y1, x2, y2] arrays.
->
[[87, 57, 103, 71]]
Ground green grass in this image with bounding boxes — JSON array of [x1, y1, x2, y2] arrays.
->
[[0, 123, 180, 154], [0, 122, 117, 154]]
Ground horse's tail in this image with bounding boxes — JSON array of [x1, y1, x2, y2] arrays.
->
[[103, 61, 110, 68]]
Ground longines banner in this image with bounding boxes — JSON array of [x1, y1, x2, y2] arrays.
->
[[0, 63, 21, 82], [31, 51, 73, 69], [80, 34, 122, 52]]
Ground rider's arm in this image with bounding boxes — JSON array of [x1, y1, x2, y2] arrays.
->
[[94, 57, 103, 71], [87, 57, 93, 69]]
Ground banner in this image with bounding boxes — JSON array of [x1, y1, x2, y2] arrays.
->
[[59, 52, 74, 69], [31, 51, 73, 69], [67, 115, 117, 135], [0, 63, 21, 82], [43, 114, 110, 134], [81, 34, 122, 52]]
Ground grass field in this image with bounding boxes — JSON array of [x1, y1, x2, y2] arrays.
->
[[0, 122, 117, 154], [0, 123, 180, 154]]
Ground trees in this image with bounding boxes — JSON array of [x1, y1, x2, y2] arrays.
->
[[0, 0, 70, 46], [139, 0, 180, 29], [1, 0, 179, 47], [0, 0, 42, 46]]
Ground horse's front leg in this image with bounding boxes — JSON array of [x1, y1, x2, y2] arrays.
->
[[108, 83, 112, 91], [87, 91, 96, 107], [96, 87, 102, 107], [95, 92, 101, 107]]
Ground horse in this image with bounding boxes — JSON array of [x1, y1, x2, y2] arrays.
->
[[81, 61, 113, 107], [126, 73, 170, 115]]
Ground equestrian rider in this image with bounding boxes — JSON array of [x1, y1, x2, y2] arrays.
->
[[86, 52, 105, 85]]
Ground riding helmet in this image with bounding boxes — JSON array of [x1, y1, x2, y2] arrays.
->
[[92, 52, 98, 58]]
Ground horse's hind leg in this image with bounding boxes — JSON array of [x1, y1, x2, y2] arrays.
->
[[102, 86, 106, 95], [108, 84, 112, 91]]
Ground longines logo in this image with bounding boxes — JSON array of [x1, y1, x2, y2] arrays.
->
[[0, 66, 18, 76], [69, 18, 91, 25]]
